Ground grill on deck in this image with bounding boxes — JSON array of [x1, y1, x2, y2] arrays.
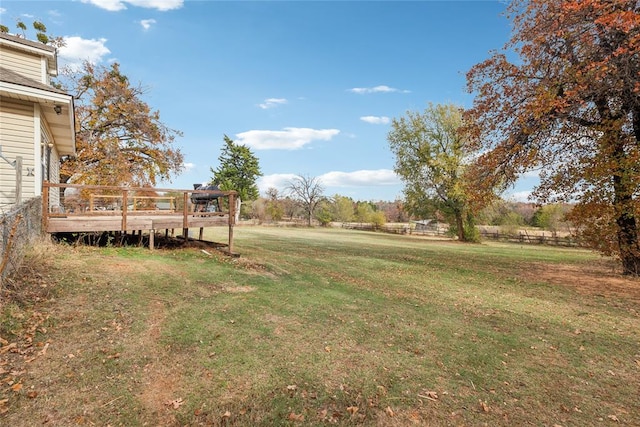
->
[[191, 184, 222, 212]]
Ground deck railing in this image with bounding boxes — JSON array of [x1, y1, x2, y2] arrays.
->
[[42, 182, 237, 252]]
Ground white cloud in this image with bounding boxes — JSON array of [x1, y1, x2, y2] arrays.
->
[[0, 8, 6, 14], [257, 170, 401, 197], [81, 0, 183, 12], [140, 18, 156, 30], [320, 170, 401, 187], [521, 169, 540, 179], [258, 98, 287, 109], [183, 162, 195, 172], [81, 0, 126, 11], [235, 127, 340, 150], [257, 173, 298, 195], [348, 85, 410, 94], [505, 191, 532, 203], [360, 116, 390, 125], [58, 36, 111, 70]]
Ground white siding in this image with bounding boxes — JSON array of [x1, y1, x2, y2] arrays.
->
[[41, 120, 60, 208], [0, 97, 36, 207], [0, 47, 43, 82]]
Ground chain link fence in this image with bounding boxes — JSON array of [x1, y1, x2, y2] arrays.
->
[[0, 197, 42, 298]]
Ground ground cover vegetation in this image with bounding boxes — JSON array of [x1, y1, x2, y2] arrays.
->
[[1, 228, 638, 426]]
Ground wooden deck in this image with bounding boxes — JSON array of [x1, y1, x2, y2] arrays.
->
[[42, 183, 237, 251]]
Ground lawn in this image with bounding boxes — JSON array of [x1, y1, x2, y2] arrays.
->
[[1, 227, 639, 426]]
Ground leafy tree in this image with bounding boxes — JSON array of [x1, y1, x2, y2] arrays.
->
[[532, 204, 571, 235], [370, 211, 387, 230], [314, 199, 333, 227], [2, 20, 64, 47], [354, 202, 374, 224], [211, 135, 262, 221], [388, 103, 480, 242], [466, 0, 640, 274], [286, 175, 325, 226], [265, 187, 284, 222], [60, 62, 184, 187], [331, 195, 355, 223]]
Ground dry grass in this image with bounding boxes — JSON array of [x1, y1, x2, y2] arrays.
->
[[1, 227, 639, 426]]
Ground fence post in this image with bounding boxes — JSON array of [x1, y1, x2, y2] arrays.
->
[[15, 156, 22, 205], [42, 184, 49, 232]]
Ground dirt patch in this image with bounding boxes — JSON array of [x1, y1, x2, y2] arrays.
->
[[138, 300, 182, 423], [520, 259, 640, 303]]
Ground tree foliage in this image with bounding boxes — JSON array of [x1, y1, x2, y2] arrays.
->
[[388, 103, 480, 242], [331, 195, 355, 223], [211, 135, 262, 203], [60, 62, 184, 187], [466, 0, 640, 274], [286, 175, 325, 226], [1, 20, 64, 47]]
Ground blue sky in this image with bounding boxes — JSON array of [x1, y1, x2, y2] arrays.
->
[[1, 0, 536, 202]]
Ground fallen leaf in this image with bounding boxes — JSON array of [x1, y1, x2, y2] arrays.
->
[[27, 391, 38, 399], [11, 383, 23, 392], [608, 415, 619, 422], [288, 412, 304, 421], [347, 406, 358, 415], [287, 385, 297, 391], [222, 411, 231, 418], [39, 343, 49, 356], [165, 398, 184, 409], [0, 343, 17, 354], [479, 400, 490, 413], [418, 391, 438, 401], [385, 406, 395, 417], [324, 346, 331, 353]]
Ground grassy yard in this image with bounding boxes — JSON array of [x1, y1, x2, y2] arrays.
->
[[1, 227, 639, 426]]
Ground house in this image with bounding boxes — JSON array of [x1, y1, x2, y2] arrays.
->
[[0, 32, 75, 210]]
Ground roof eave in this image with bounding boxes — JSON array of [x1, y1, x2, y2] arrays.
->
[[0, 82, 76, 155]]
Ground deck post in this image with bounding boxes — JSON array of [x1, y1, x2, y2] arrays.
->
[[228, 192, 235, 253], [122, 190, 128, 231], [149, 229, 154, 251], [182, 192, 189, 240]]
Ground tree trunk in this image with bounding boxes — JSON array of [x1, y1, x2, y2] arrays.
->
[[455, 210, 465, 241], [612, 139, 640, 275], [615, 206, 640, 275]]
